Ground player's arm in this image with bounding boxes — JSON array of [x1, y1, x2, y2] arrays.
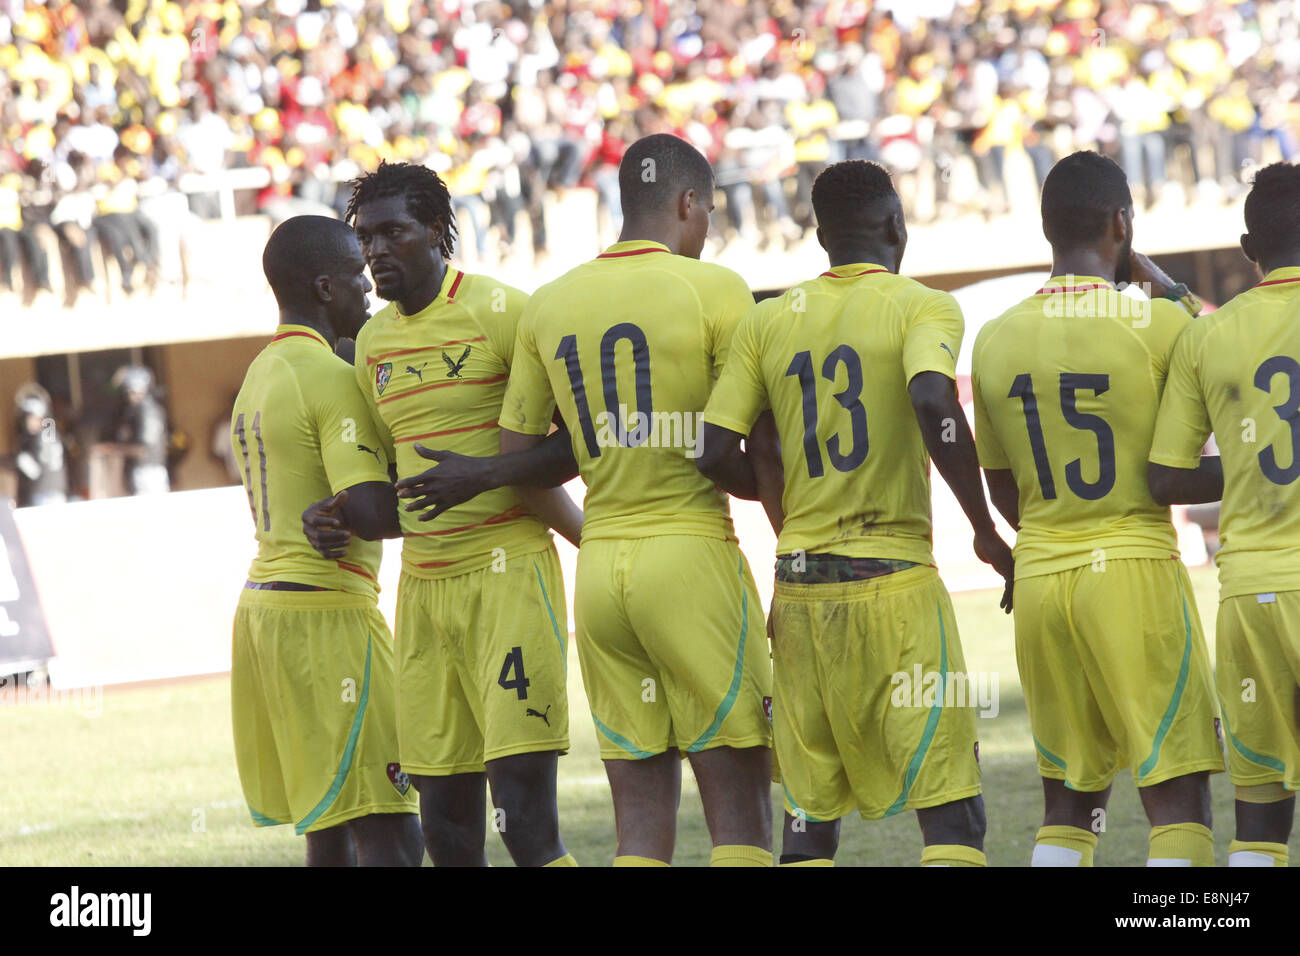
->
[[302, 482, 402, 559], [696, 422, 758, 499], [982, 468, 1020, 530], [1148, 457, 1223, 506], [909, 371, 1014, 610], [499, 425, 582, 546], [749, 411, 785, 534]]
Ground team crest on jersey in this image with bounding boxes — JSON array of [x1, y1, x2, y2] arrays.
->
[[762, 696, 773, 724], [386, 762, 410, 795], [376, 362, 393, 395]]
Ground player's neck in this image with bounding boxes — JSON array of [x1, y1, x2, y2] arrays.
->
[[827, 244, 896, 271], [1259, 254, 1300, 277], [1049, 250, 1116, 283], [617, 220, 679, 255], [397, 259, 447, 317], [277, 310, 336, 347]]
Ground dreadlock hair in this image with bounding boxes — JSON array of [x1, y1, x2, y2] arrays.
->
[[1244, 162, 1300, 265], [811, 160, 900, 242], [345, 160, 458, 259]]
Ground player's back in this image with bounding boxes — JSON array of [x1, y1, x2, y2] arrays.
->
[[232, 327, 383, 597], [502, 241, 755, 541], [973, 280, 1189, 576], [1154, 272, 1300, 593], [714, 265, 963, 564]]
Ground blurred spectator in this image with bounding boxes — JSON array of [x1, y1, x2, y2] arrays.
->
[[110, 365, 169, 496], [12, 388, 67, 508]]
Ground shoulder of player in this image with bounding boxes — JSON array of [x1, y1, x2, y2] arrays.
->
[[671, 257, 753, 303], [353, 302, 397, 357], [449, 270, 529, 311]]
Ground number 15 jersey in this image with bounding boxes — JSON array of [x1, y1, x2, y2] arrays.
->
[[973, 276, 1189, 578], [499, 240, 755, 542]]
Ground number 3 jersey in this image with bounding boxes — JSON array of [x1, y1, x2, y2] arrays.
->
[[231, 324, 390, 598], [973, 275, 1189, 578], [704, 262, 963, 564], [500, 241, 755, 541], [1150, 267, 1300, 598]]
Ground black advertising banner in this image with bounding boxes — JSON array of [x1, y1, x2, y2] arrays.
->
[[0, 497, 53, 676]]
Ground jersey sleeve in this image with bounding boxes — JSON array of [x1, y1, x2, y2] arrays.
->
[[352, 334, 397, 461], [704, 266, 758, 378], [480, 281, 531, 370], [1149, 324, 1212, 469], [902, 289, 965, 383], [316, 359, 393, 494], [498, 300, 556, 435], [971, 324, 1010, 470], [702, 306, 768, 437]]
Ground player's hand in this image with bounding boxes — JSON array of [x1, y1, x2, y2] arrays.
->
[[302, 491, 352, 560], [973, 526, 1015, 614], [395, 444, 494, 522], [1127, 250, 1175, 297]]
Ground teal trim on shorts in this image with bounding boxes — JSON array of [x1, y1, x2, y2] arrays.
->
[[782, 782, 828, 824], [1136, 574, 1193, 781], [248, 807, 286, 828], [591, 713, 656, 760], [684, 553, 750, 753], [534, 559, 567, 664], [883, 600, 948, 817], [294, 634, 372, 835], [1221, 712, 1287, 773], [1034, 736, 1069, 775]]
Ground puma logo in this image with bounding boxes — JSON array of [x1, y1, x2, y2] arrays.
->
[[939, 342, 954, 359], [525, 704, 551, 726], [442, 346, 471, 379], [406, 362, 427, 382], [357, 443, 381, 461]]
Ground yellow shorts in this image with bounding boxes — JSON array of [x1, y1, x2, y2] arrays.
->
[[771, 565, 982, 822], [575, 535, 772, 760], [231, 589, 417, 834], [394, 546, 569, 775], [1014, 558, 1223, 791], [1216, 590, 1300, 791]]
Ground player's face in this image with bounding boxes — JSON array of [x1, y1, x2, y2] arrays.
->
[[328, 246, 372, 341], [680, 186, 714, 260], [353, 195, 442, 302]]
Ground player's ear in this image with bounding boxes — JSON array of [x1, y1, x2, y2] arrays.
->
[[313, 274, 333, 303], [814, 225, 827, 252], [678, 187, 694, 222], [1113, 206, 1132, 244], [1240, 232, 1256, 264]]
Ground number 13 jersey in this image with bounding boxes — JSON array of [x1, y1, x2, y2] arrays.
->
[[704, 263, 963, 564], [500, 241, 755, 542], [973, 276, 1188, 578]]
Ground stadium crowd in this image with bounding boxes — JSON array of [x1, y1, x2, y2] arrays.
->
[[0, 0, 1298, 304]]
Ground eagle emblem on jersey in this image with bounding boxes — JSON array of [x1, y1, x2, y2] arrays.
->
[[376, 362, 393, 395], [442, 346, 471, 379]]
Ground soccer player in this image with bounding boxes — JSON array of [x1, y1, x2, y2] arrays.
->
[[697, 160, 1012, 867], [1148, 161, 1300, 867], [231, 215, 421, 866], [973, 151, 1223, 867], [398, 134, 777, 866], [304, 162, 581, 868]]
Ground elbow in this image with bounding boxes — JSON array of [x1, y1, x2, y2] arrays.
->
[[1146, 464, 1174, 507], [695, 448, 725, 484]]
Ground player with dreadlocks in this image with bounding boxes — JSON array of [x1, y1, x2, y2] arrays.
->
[[302, 161, 583, 867]]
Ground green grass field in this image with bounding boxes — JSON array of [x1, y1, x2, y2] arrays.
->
[[2, 563, 1296, 866]]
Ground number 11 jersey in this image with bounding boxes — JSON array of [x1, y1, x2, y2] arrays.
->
[[973, 276, 1188, 578], [499, 240, 755, 542]]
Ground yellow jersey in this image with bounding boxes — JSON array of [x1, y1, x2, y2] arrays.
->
[[704, 263, 961, 563], [232, 324, 390, 598], [1150, 267, 1300, 598], [973, 276, 1188, 578], [499, 240, 755, 541], [354, 266, 553, 579]]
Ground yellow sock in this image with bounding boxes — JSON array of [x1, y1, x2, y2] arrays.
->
[[613, 854, 669, 867], [710, 844, 773, 867], [1148, 823, 1214, 867], [1228, 839, 1288, 867], [1032, 825, 1098, 866], [543, 853, 578, 867], [779, 858, 834, 866], [920, 844, 986, 866]]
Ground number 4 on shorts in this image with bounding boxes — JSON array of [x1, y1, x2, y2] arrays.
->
[[498, 645, 530, 700]]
